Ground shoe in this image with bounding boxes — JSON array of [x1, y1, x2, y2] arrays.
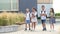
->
[[43, 28, 47, 31], [29, 28, 32, 31], [24, 28, 27, 31]]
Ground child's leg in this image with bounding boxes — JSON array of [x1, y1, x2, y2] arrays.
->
[[29, 24, 31, 30], [25, 24, 27, 30], [32, 23, 34, 29], [42, 20, 46, 31], [50, 24, 52, 30], [42, 23, 46, 28], [52, 24, 54, 30], [34, 22, 36, 30]]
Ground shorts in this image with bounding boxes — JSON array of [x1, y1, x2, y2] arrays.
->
[[26, 20, 30, 24], [49, 18, 56, 24], [41, 20, 46, 24]]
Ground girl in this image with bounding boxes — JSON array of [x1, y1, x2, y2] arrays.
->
[[49, 8, 56, 31], [25, 8, 31, 31], [31, 8, 37, 30]]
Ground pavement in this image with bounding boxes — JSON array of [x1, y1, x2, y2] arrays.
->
[[0, 24, 60, 34], [0, 19, 60, 34]]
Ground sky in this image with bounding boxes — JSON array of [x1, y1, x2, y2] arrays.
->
[[53, 0, 60, 13]]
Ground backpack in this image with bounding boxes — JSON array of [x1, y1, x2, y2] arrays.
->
[[41, 11, 46, 14], [26, 13, 31, 21], [41, 11, 47, 17]]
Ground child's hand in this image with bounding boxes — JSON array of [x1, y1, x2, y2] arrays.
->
[[41, 14, 46, 16]]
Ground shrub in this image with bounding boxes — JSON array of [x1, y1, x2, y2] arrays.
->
[[0, 12, 25, 26], [55, 13, 60, 16]]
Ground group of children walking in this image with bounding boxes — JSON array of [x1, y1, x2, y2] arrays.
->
[[24, 5, 56, 31]]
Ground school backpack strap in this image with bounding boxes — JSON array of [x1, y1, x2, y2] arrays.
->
[[41, 11, 46, 13], [41, 11, 47, 17], [41, 11, 42, 14], [44, 11, 47, 17]]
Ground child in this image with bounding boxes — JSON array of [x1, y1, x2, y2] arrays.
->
[[49, 8, 55, 31], [25, 8, 31, 31], [31, 8, 37, 30], [40, 5, 47, 31]]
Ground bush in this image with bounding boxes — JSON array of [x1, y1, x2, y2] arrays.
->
[[55, 13, 60, 16], [0, 12, 25, 26]]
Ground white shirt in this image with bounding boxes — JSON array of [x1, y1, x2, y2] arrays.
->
[[34, 12, 37, 16], [41, 11, 47, 20], [31, 11, 37, 17], [31, 11, 37, 22], [26, 12, 30, 20]]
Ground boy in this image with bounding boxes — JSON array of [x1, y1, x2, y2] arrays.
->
[[25, 8, 31, 31], [40, 5, 47, 31]]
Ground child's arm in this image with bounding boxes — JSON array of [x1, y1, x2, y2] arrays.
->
[[40, 14, 46, 16]]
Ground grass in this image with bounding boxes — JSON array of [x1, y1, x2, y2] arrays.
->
[[0, 12, 25, 26]]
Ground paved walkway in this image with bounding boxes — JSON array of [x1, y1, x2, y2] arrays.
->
[[0, 24, 60, 34]]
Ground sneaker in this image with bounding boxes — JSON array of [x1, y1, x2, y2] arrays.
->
[[29, 28, 32, 31], [24, 28, 27, 31], [43, 28, 47, 31]]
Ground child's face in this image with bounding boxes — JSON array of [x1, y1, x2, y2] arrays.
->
[[50, 9, 52, 12], [32, 9, 35, 12], [26, 8, 29, 13], [42, 7, 45, 10]]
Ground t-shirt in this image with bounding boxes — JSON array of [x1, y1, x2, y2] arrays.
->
[[25, 12, 30, 20], [34, 11, 37, 16], [40, 11, 47, 20], [49, 12, 55, 17], [31, 11, 38, 22], [31, 11, 37, 18]]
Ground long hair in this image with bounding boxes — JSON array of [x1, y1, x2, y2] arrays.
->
[[32, 7, 37, 11], [50, 8, 54, 14]]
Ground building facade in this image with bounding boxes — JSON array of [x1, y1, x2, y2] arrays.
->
[[37, 0, 53, 17], [19, 0, 37, 13], [0, 0, 53, 16]]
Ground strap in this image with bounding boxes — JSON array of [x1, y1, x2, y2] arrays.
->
[[41, 11, 46, 13]]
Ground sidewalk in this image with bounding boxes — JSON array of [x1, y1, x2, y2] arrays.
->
[[0, 24, 59, 34], [46, 18, 60, 21]]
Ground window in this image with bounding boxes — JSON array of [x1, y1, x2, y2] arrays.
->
[[0, 0, 11, 11], [12, 0, 18, 11], [0, 0, 18, 11]]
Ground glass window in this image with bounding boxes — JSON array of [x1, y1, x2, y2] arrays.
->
[[0, 0, 11, 11], [12, 0, 18, 11], [0, 0, 18, 11]]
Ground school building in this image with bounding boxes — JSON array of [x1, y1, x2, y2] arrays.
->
[[0, 0, 53, 17], [37, 0, 53, 17]]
